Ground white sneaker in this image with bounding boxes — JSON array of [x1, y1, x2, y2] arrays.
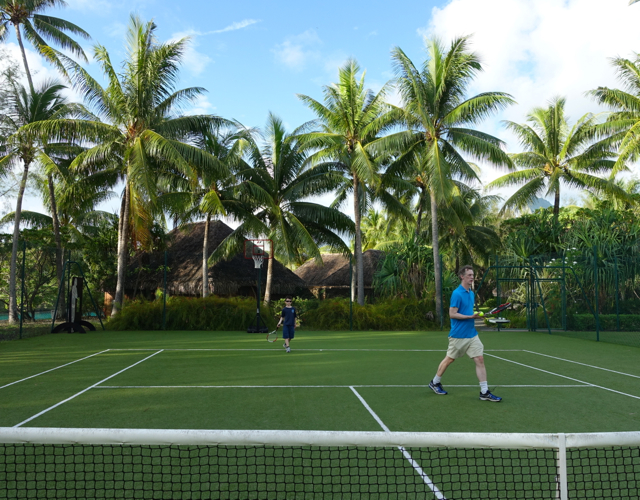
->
[[286, 347, 291, 353]]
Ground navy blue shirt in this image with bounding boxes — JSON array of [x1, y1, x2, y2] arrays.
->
[[449, 285, 477, 339], [281, 307, 297, 326]]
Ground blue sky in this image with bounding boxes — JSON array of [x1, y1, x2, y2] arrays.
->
[[2, 0, 640, 222]]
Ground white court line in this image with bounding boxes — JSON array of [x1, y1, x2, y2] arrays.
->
[[104, 348, 523, 352], [13, 350, 164, 428], [524, 350, 640, 379], [0, 350, 111, 390], [350, 386, 445, 499], [96, 384, 591, 389], [486, 353, 640, 401]]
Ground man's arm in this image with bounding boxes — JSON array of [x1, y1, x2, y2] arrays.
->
[[449, 307, 480, 320]]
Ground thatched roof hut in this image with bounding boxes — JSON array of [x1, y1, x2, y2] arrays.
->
[[294, 250, 385, 298], [127, 221, 309, 298]]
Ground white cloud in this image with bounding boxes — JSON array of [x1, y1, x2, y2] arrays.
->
[[209, 19, 260, 34], [417, 0, 640, 201], [170, 30, 213, 76], [187, 95, 217, 115], [272, 30, 322, 70]]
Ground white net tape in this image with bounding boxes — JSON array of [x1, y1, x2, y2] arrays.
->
[[252, 255, 264, 269]]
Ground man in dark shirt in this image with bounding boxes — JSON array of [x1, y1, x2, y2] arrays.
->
[[277, 296, 297, 353]]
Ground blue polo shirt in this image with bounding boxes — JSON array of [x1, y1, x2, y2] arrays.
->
[[281, 307, 296, 327], [449, 285, 477, 339]]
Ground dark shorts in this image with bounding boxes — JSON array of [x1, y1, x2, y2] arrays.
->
[[282, 325, 295, 339]]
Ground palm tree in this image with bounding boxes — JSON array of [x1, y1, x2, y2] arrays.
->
[[30, 15, 225, 316], [211, 113, 354, 305], [0, 78, 80, 323], [297, 59, 399, 305], [0, 1, 90, 312], [488, 96, 625, 219], [0, 0, 90, 92], [389, 36, 514, 322]]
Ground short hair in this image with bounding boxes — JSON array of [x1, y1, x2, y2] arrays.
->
[[457, 265, 474, 278], [285, 295, 293, 300]]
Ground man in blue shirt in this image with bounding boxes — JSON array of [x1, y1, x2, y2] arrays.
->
[[277, 296, 297, 353], [429, 265, 502, 402]]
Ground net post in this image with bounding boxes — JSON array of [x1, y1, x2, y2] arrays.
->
[[557, 432, 568, 500]]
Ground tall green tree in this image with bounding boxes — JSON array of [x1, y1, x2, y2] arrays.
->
[[212, 113, 354, 305], [297, 59, 399, 305], [0, 0, 90, 322], [389, 36, 514, 322], [31, 16, 224, 316], [0, 78, 80, 322], [488, 96, 625, 219], [0, 0, 90, 92]]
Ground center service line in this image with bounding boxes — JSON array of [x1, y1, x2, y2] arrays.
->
[[13, 350, 164, 428], [349, 386, 446, 500]]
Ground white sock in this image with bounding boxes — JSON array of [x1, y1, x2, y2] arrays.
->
[[480, 381, 488, 394], [433, 375, 442, 384]]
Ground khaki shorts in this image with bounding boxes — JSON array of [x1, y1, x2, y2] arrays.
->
[[446, 335, 484, 359]]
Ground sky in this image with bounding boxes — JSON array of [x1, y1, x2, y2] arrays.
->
[[2, 0, 640, 227]]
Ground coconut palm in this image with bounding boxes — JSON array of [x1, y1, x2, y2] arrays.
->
[[211, 113, 354, 305], [0, 0, 90, 92], [388, 36, 514, 322], [297, 59, 400, 305], [0, 78, 82, 322], [159, 124, 251, 298], [488, 96, 625, 219], [29, 15, 225, 316]]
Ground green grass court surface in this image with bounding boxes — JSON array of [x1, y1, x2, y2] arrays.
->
[[2, 330, 640, 499], [2, 328, 639, 433]]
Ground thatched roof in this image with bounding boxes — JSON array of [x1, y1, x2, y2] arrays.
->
[[295, 250, 385, 289], [128, 221, 309, 297]]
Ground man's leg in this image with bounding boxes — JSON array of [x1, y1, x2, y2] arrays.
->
[[429, 356, 455, 395], [473, 355, 487, 384]]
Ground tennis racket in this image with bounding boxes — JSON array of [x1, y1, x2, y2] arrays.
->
[[488, 302, 512, 315], [267, 327, 279, 342]]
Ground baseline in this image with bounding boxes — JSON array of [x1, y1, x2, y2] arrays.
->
[[95, 384, 591, 389], [486, 353, 640, 401], [104, 348, 523, 352], [13, 350, 164, 428], [350, 386, 445, 499], [524, 350, 640, 380], [0, 350, 111, 390]]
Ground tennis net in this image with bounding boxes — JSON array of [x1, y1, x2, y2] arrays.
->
[[1, 428, 639, 499]]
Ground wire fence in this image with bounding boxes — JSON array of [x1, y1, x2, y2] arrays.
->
[[476, 245, 640, 347]]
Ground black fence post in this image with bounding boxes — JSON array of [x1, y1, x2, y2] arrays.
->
[[162, 250, 167, 331], [614, 255, 620, 332], [349, 256, 353, 331], [593, 245, 600, 341], [19, 241, 26, 339]]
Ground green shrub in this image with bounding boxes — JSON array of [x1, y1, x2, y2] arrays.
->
[[482, 298, 497, 309], [107, 296, 276, 331], [302, 298, 440, 331], [570, 314, 640, 332]]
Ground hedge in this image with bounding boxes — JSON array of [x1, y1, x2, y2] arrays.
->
[[570, 314, 640, 332], [106, 296, 440, 331]]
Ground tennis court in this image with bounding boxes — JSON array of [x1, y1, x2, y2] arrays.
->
[[1, 329, 639, 498]]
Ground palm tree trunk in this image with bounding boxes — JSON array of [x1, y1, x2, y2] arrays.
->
[[14, 25, 35, 93], [202, 214, 210, 298], [351, 255, 356, 302], [8, 161, 31, 323], [416, 188, 425, 236], [47, 174, 65, 318], [431, 188, 442, 324], [263, 255, 273, 306], [111, 184, 130, 317], [353, 175, 365, 306], [553, 189, 560, 221]]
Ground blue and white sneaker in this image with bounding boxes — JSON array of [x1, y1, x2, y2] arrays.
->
[[479, 391, 502, 402], [429, 380, 448, 395]]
